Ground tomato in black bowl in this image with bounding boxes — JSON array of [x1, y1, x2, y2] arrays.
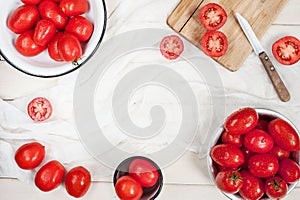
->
[[113, 156, 163, 200]]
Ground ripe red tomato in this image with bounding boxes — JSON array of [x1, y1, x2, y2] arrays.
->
[[265, 176, 288, 200], [15, 30, 47, 57], [268, 118, 300, 151], [248, 153, 279, 178], [115, 176, 143, 200], [243, 129, 274, 153], [200, 30, 228, 58], [65, 16, 94, 42], [272, 36, 300, 65], [65, 166, 91, 198], [59, 0, 89, 16], [39, 0, 68, 29], [217, 165, 238, 172], [160, 35, 184, 60], [255, 119, 269, 131], [48, 32, 64, 61], [210, 144, 244, 168], [270, 146, 290, 160], [215, 170, 243, 194], [198, 3, 227, 31], [221, 131, 243, 147], [239, 170, 264, 200], [129, 158, 159, 188], [224, 107, 258, 135], [21, 0, 42, 4], [278, 158, 300, 183], [35, 160, 65, 192], [27, 97, 53, 122], [7, 5, 40, 34], [240, 146, 255, 170], [14, 142, 45, 170], [58, 33, 82, 62], [33, 19, 57, 46]]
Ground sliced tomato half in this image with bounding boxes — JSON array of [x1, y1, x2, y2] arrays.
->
[[200, 31, 228, 58], [199, 3, 227, 31], [27, 97, 52, 122], [272, 36, 300, 65], [160, 35, 184, 60]]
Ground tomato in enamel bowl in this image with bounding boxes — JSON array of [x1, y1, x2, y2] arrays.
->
[[208, 108, 300, 200], [2, 0, 106, 77]]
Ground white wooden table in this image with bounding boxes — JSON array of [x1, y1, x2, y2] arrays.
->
[[0, 0, 299, 199]]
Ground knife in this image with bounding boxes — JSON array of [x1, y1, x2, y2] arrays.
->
[[235, 13, 290, 102]]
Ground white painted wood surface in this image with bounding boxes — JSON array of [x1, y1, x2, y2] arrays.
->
[[0, 0, 299, 199]]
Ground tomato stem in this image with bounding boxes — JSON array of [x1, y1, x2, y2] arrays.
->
[[268, 178, 283, 191], [229, 170, 243, 185], [72, 58, 81, 66]]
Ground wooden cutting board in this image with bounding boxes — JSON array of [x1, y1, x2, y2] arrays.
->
[[167, 0, 288, 71]]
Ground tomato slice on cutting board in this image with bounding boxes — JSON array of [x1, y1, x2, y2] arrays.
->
[[198, 3, 227, 31], [200, 31, 228, 58], [272, 36, 300, 65], [27, 97, 52, 122]]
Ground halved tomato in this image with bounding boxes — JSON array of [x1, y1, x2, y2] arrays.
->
[[160, 35, 184, 60], [27, 97, 52, 122], [200, 31, 228, 58], [199, 3, 227, 31], [272, 36, 300, 65]]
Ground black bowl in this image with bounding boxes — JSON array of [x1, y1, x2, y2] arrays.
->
[[113, 156, 163, 200]]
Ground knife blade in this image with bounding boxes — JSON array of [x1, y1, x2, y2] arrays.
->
[[235, 13, 290, 102]]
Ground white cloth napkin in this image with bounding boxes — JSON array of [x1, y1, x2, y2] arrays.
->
[[0, 73, 113, 182]]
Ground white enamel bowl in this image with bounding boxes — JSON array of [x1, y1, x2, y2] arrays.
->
[[0, 0, 106, 77], [207, 108, 300, 200]]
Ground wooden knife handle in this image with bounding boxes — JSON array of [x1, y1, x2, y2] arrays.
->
[[259, 52, 290, 102]]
